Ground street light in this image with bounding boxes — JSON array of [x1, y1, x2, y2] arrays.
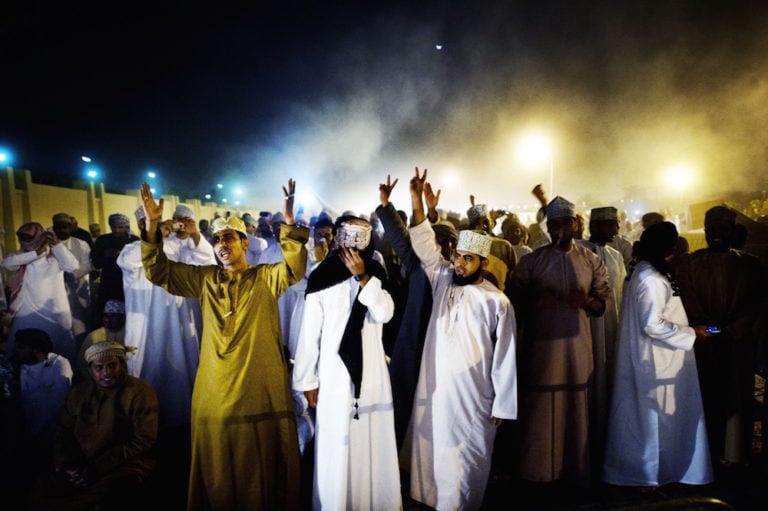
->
[[517, 132, 555, 196]]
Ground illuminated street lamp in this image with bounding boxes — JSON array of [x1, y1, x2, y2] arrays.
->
[[665, 163, 696, 213], [0, 147, 13, 167], [517, 132, 555, 196]]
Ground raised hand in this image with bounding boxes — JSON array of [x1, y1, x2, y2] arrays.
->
[[379, 174, 399, 206], [282, 179, 296, 225], [424, 182, 441, 210], [140, 182, 164, 223], [409, 166, 427, 198]]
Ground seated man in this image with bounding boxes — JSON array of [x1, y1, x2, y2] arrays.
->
[[34, 342, 158, 510]]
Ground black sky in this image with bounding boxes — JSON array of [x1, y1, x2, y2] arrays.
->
[[3, 1, 768, 216]]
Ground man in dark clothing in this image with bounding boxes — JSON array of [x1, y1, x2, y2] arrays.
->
[[90, 213, 138, 323], [675, 205, 768, 472]]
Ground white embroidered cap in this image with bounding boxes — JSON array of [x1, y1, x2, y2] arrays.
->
[[456, 230, 492, 258]]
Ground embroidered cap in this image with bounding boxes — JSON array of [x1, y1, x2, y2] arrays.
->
[[466, 204, 490, 227], [590, 206, 618, 222], [108, 213, 131, 228], [456, 230, 492, 258], [336, 219, 372, 250], [546, 196, 576, 219], [104, 299, 125, 315], [174, 205, 195, 219], [211, 216, 248, 237]]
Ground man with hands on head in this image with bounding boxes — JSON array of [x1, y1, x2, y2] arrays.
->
[[402, 167, 518, 511], [292, 210, 401, 511], [140, 180, 309, 511]]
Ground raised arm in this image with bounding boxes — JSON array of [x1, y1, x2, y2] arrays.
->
[[139, 183, 164, 243], [410, 167, 428, 226], [379, 174, 399, 207], [282, 178, 296, 226]]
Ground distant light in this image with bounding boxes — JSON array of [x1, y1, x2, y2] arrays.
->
[[234, 187, 243, 196], [86, 169, 98, 179], [435, 44, 443, 50], [81, 156, 92, 163], [222, 198, 228, 203], [0, 147, 15, 166], [147, 171, 157, 179], [150, 188, 156, 194], [204, 193, 212, 200], [217, 183, 223, 189], [234, 200, 241, 206]]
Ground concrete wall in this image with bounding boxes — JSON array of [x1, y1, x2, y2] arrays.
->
[[0, 167, 247, 254]]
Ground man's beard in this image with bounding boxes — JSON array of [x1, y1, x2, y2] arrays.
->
[[452, 266, 483, 286]]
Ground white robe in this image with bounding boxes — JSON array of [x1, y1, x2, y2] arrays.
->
[[118, 236, 213, 428], [578, 240, 626, 445], [293, 274, 402, 511], [60, 236, 91, 339], [20, 353, 72, 443], [3, 244, 79, 363], [405, 221, 518, 511], [602, 261, 713, 486]]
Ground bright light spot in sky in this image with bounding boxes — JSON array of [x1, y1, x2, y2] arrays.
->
[[81, 156, 92, 163], [442, 169, 461, 188], [147, 171, 156, 179], [435, 44, 443, 50], [296, 190, 316, 210], [665, 163, 696, 189], [222, 198, 228, 203], [234, 187, 243, 196], [86, 169, 98, 179], [204, 193, 212, 200], [234, 200, 240, 205], [150, 188, 156, 194], [516, 132, 554, 166], [217, 183, 223, 189], [0, 152, 7, 163]]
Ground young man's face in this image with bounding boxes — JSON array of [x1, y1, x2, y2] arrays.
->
[[111, 225, 130, 238], [213, 229, 248, 268], [589, 220, 619, 245], [89, 355, 125, 389], [452, 250, 486, 286], [547, 216, 578, 247], [103, 313, 126, 332]]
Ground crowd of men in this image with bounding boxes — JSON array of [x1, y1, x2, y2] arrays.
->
[[0, 168, 766, 510]]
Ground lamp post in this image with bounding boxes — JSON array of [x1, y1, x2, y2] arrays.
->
[[517, 132, 555, 196]]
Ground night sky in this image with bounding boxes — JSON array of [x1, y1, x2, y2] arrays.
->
[[3, 1, 768, 217]]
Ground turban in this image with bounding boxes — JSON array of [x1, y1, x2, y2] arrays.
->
[[16, 222, 48, 252], [108, 213, 131, 228], [546, 196, 576, 219], [241, 213, 256, 226], [174, 204, 195, 219], [456, 230, 492, 258], [271, 212, 286, 224], [85, 341, 135, 364], [211, 216, 247, 237], [590, 206, 618, 222], [134, 206, 146, 222], [104, 299, 125, 314]]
